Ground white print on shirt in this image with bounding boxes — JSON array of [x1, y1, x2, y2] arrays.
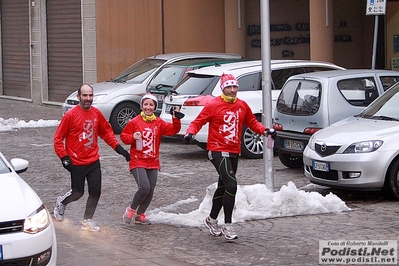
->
[[79, 119, 96, 150], [142, 126, 157, 157], [218, 110, 239, 144]]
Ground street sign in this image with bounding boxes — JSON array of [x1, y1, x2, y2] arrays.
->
[[366, 0, 387, 15]]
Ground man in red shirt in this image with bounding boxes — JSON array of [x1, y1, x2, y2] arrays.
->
[[185, 73, 275, 240], [53, 84, 130, 232]]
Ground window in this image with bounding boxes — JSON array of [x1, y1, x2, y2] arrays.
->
[[237, 73, 261, 92], [380, 76, 399, 91], [337, 77, 378, 107], [276, 80, 321, 115], [271, 68, 305, 91]]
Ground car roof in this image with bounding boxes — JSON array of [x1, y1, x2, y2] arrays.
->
[[146, 52, 242, 61], [162, 58, 246, 68], [287, 69, 399, 80], [186, 60, 344, 76]]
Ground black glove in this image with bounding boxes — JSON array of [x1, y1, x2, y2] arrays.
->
[[115, 145, 131, 161], [184, 133, 194, 144], [61, 155, 73, 172], [265, 128, 277, 140], [169, 107, 185, 119]]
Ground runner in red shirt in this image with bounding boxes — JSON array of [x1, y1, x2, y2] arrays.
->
[[185, 73, 275, 240], [53, 84, 130, 232], [121, 93, 183, 225]]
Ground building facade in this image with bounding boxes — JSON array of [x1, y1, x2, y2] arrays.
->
[[0, 0, 398, 105]]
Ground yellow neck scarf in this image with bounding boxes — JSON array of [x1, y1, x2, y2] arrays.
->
[[221, 93, 237, 103], [140, 111, 156, 122]]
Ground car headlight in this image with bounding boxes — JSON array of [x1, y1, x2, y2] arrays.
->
[[24, 205, 50, 234], [93, 94, 106, 104], [343, 140, 383, 154]]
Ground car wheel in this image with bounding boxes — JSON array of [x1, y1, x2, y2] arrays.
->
[[240, 123, 263, 159], [110, 102, 140, 134], [278, 153, 303, 168], [387, 159, 399, 199]]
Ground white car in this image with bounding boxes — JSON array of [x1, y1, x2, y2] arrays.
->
[[274, 69, 399, 168], [61, 52, 242, 133], [303, 82, 399, 198], [160, 60, 345, 158], [0, 152, 57, 265]]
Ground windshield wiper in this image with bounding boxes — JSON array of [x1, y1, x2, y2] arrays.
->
[[370, 115, 399, 121], [155, 84, 173, 90]]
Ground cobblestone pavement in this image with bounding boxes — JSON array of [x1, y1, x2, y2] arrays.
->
[[0, 98, 398, 266]]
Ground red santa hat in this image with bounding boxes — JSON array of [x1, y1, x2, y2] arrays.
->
[[220, 73, 239, 91]]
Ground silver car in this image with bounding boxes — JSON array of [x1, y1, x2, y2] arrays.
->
[[274, 69, 399, 168], [61, 52, 242, 133], [303, 82, 399, 198]]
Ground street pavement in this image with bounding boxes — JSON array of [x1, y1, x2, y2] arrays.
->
[[0, 98, 398, 266]]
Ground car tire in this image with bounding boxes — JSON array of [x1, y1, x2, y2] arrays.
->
[[278, 153, 303, 168], [386, 159, 399, 200], [110, 102, 140, 134], [240, 117, 264, 159]]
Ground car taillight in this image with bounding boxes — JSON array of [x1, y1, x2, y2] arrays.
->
[[184, 95, 215, 106], [273, 123, 283, 131], [303, 127, 321, 135]]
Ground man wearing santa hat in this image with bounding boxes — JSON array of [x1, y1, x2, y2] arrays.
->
[[185, 73, 275, 240]]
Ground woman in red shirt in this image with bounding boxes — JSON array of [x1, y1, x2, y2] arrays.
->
[[121, 93, 183, 225]]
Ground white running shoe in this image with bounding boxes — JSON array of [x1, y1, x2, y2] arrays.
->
[[81, 219, 100, 232], [203, 216, 222, 236], [221, 223, 238, 240], [54, 196, 66, 221]]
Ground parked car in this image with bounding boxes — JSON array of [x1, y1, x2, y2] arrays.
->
[[147, 58, 246, 116], [0, 152, 57, 265], [160, 60, 345, 158], [61, 52, 242, 133], [273, 69, 399, 168], [303, 82, 399, 198]]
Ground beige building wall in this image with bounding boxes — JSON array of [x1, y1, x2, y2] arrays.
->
[[96, 0, 163, 82], [163, 0, 226, 54], [386, 2, 399, 70]]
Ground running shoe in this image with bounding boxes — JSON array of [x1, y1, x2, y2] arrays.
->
[[81, 219, 100, 232], [54, 196, 66, 221], [134, 213, 151, 225], [122, 206, 136, 224], [203, 216, 222, 236], [221, 223, 238, 240]]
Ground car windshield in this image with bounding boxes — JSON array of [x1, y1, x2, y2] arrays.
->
[[358, 84, 399, 121], [276, 80, 321, 115], [174, 74, 219, 95], [0, 156, 11, 174], [147, 66, 187, 90], [110, 58, 166, 83]]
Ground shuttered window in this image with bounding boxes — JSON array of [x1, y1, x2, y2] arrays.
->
[[47, 0, 83, 102], [0, 0, 31, 98]]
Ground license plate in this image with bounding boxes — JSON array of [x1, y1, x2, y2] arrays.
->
[[283, 139, 304, 151], [0, 245, 2, 260], [312, 161, 329, 172]]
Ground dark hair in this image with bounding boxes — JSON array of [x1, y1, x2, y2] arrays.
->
[[77, 84, 94, 95]]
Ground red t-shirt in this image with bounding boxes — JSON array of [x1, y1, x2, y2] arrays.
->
[[54, 105, 120, 165], [187, 96, 266, 154], [120, 115, 181, 170]]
